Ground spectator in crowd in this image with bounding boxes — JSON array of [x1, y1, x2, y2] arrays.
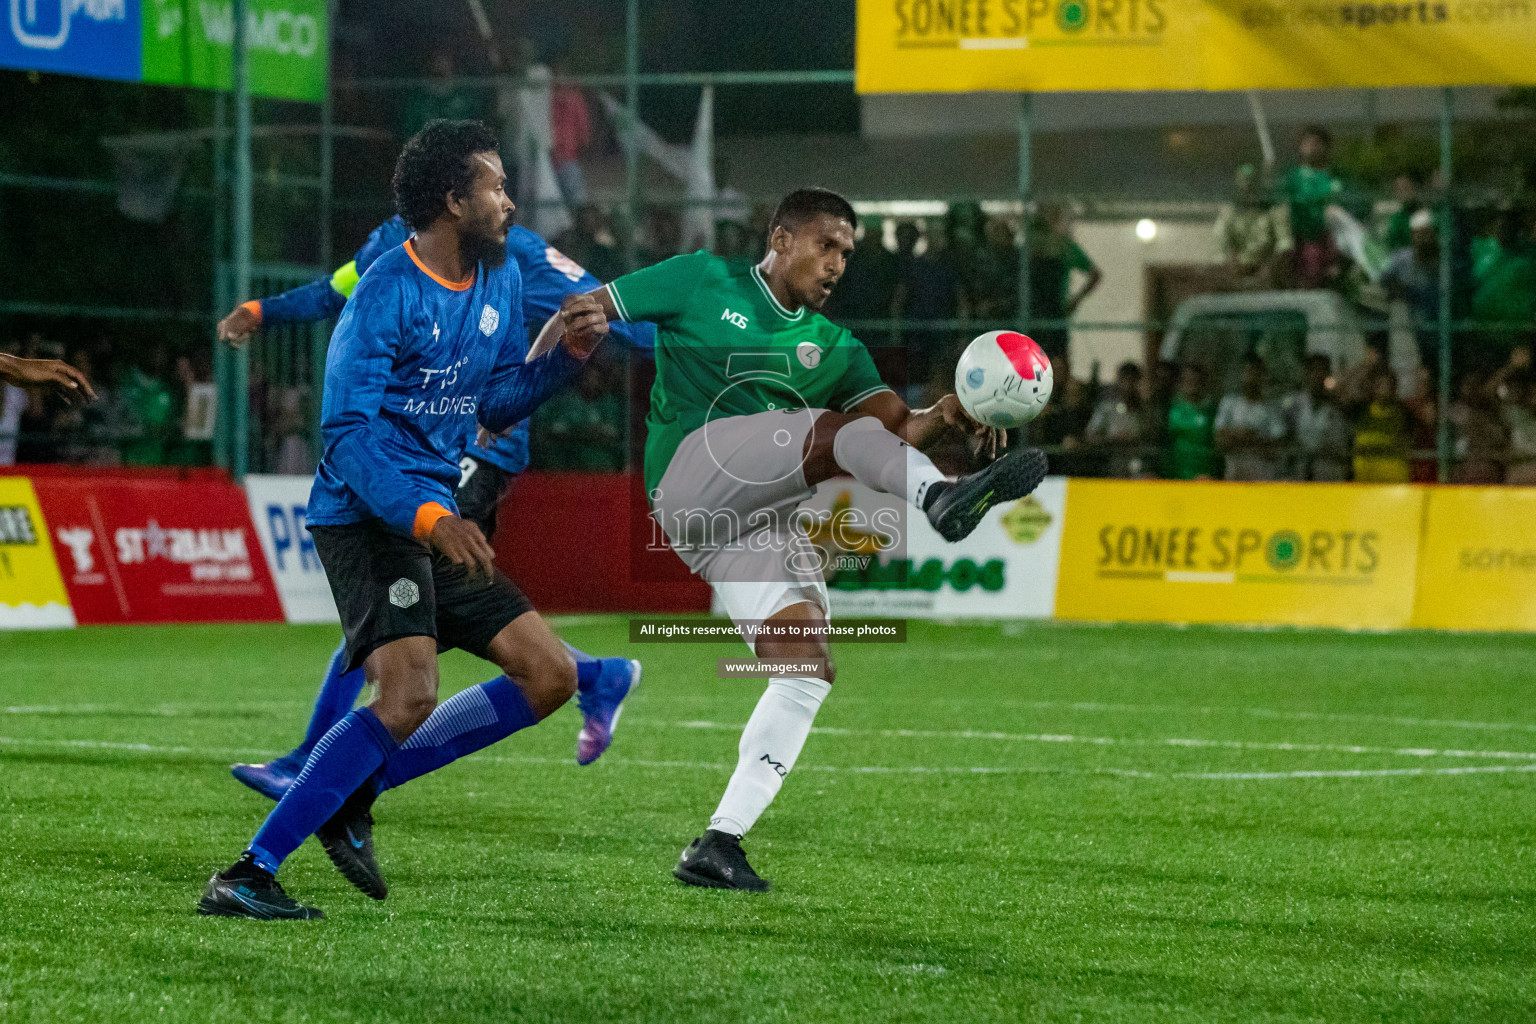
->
[[399, 47, 483, 140], [1281, 353, 1351, 481], [1470, 207, 1536, 366], [562, 205, 624, 284], [1350, 367, 1413, 483], [1027, 202, 1101, 368], [823, 220, 900, 379], [966, 216, 1022, 320], [1381, 172, 1423, 252], [944, 201, 985, 298], [118, 346, 174, 466], [1402, 365, 1440, 482], [1031, 352, 1097, 475], [1141, 359, 1179, 459], [1448, 367, 1507, 484], [16, 333, 66, 463], [1500, 372, 1536, 485], [51, 347, 120, 465], [549, 53, 593, 207], [1165, 363, 1220, 480], [532, 358, 625, 471], [1488, 346, 1536, 483], [268, 386, 314, 476], [1085, 361, 1148, 477], [170, 352, 216, 466], [638, 207, 682, 266], [1380, 208, 1442, 370], [1215, 164, 1286, 288], [825, 220, 898, 325], [893, 220, 961, 395], [1215, 354, 1286, 481], [1279, 125, 1344, 289], [0, 348, 23, 466], [714, 219, 755, 271]]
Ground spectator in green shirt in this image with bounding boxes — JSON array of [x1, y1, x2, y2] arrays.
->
[[1280, 126, 1344, 289], [398, 48, 485, 141], [118, 356, 174, 467], [1027, 202, 1101, 366], [1164, 364, 1221, 480], [1470, 208, 1536, 363], [531, 359, 625, 472]]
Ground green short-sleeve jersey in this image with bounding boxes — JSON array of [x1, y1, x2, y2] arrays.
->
[[609, 251, 893, 492]]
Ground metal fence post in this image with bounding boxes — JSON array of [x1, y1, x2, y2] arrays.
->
[[212, 92, 230, 471], [623, 0, 640, 474], [232, 0, 253, 480], [1017, 92, 1033, 337], [1436, 87, 1454, 483]]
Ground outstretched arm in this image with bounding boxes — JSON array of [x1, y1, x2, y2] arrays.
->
[[0, 353, 95, 404], [217, 264, 356, 346], [480, 293, 609, 433], [527, 285, 620, 361]]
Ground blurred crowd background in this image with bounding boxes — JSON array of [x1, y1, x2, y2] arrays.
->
[[3, 0, 1534, 483]]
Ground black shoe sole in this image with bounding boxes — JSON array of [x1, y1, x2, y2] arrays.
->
[[318, 832, 388, 900], [197, 893, 324, 920], [928, 447, 1048, 542], [672, 864, 770, 892]]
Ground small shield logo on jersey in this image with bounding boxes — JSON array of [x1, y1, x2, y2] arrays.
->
[[479, 305, 500, 336], [389, 578, 420, 609], [796, 341, 821, 370]]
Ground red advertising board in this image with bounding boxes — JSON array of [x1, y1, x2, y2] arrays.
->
[[32, 477, 284, 624], [494, 473, 709, 614]]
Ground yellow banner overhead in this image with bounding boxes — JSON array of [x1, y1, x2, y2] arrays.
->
[[856, 0, 1536, 92], [1412, 487, 1536, 632], [1054, 480, 1423, 629]]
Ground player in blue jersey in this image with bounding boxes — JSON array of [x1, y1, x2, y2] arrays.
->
[[200, 120, 613, 920], [216, 215, 655, 800]]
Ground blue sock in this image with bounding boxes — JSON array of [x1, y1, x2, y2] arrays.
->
[[370, 677, 538, 795], [247, 707, 397, 875], [564, 642, 603, 694], [286, 640, 368, 763]]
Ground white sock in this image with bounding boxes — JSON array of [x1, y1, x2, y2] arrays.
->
[[830, 416, 948, 510], [709, 676, 831, 837]]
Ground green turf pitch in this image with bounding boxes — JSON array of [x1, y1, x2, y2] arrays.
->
[[0, 619, 1532, 1023]]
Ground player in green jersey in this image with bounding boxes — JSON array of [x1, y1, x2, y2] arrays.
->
[[547, 189, 1047, 890]]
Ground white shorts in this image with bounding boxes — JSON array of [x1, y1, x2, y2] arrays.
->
[[653, 409, 832, 649]]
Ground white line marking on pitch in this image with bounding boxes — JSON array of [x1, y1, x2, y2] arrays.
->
[[653, 720, 1536, 762], [9, 698, 1535, 737], [988, 700, 1536, 735], [3, 735, 1533, 783]]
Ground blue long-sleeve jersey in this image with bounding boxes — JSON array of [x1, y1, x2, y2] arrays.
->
[[307, 240, 582, 538], [257, 216, 655, 475]]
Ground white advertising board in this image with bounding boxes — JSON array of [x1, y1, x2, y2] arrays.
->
[[708, 476, 1067, 620], [243, 475, 339, 624]]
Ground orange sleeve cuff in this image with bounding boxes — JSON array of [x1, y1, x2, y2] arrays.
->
[[240, 299, 263, 324], [413, 502, 453, 542]]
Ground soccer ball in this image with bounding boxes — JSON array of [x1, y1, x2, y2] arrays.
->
[[953, 330, 1053, 428]]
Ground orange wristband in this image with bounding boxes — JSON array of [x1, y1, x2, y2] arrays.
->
[[413, 502, 453, 542], [240, 299, 263, 324]]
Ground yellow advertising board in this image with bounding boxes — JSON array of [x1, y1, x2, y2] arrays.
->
[[856, 0, 1536, 93], [0, 477, 74, 629], [1412, 487, 1536, 631], [1055, 480, 1423, 628]]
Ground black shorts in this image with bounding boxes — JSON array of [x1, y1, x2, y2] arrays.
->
[[310, 519, 534, 672], [454, 456, 513, 542]]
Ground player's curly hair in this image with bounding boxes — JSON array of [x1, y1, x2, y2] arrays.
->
[[769, 188, 858, 236], [392, 119, 501, 231]]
